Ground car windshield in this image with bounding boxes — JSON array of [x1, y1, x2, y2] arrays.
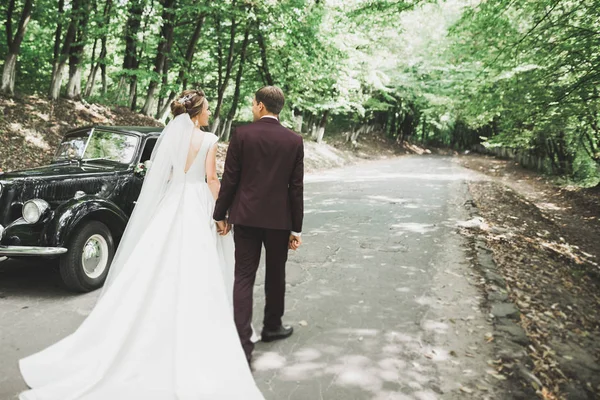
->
[[54, 130, 139, 164], [54, 131, 90, 161]]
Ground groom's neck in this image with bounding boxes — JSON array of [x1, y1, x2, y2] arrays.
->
[[260, 112, 279, 119]]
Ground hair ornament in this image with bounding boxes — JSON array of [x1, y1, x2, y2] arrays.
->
[[177, 93, 197, 104]]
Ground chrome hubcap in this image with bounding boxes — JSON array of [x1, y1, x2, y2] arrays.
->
[[81, 234, 109, 279]]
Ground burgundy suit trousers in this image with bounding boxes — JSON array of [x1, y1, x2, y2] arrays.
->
[[233, 225, 289, 360]]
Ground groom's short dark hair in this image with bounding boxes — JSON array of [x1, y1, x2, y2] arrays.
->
[[255, 86, 285, 115]]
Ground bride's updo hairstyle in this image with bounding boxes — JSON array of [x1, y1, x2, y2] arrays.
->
[[171, 89, 206, 118]]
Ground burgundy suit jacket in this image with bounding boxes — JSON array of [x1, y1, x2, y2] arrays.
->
[[213, 118, 304, 233]]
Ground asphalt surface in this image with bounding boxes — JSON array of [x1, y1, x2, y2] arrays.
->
[[0, 156, 505, 400]]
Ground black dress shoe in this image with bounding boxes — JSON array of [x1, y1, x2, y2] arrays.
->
[[261, 325, 293, 342]]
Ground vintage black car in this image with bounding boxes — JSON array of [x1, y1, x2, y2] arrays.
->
[[0, 125, 163, 292]]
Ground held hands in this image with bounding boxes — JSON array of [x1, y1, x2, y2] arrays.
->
[[216, 220, 232, 236], [289, 234, 302, 251]]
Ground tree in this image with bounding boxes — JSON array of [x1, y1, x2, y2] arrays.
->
[[118, 0, 145, 109], [222, 25, 251, 141], [140, 0, 177, 115], [65, 0, 92, 99], [156, 14, 207, 119], [84, 0, 114, 97], [1, 0, 34, 95], [209, 0, 240, 133], [49, 0, 86, 100]]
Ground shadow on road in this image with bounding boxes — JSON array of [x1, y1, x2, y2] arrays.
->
[[0, 258, 74, 299]]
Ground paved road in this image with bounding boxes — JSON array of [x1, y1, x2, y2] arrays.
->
[[0, 156, 504, 400]]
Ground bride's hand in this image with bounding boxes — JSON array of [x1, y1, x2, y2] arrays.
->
[[216, 220, 228, 236]]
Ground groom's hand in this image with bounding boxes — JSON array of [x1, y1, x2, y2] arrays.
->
[[289, 234, 302, 251]]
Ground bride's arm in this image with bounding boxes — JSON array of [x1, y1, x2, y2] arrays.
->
[[206, 143, 220, 201]]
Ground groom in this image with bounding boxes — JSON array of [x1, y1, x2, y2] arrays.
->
[[214, 86, 304, 364]]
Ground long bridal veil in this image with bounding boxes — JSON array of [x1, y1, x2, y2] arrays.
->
[[100, 114, 194, 295]]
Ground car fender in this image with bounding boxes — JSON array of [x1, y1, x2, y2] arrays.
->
[[45, 196, 128, 247]]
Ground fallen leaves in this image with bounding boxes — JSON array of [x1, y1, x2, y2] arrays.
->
[[466, 180, 600, 400], [0, 95, 163, 173], [459, 386, 474, 394]]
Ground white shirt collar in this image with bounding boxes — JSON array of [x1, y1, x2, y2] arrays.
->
[[260, 115, 279, 120]]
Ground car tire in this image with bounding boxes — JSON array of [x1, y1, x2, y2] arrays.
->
[[59, 220, 115, 292]]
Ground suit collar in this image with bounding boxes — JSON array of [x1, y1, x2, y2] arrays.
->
[[257, 117, 281, 125]]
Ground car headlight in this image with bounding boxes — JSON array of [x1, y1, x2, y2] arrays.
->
[[22, 199, 50, 224]]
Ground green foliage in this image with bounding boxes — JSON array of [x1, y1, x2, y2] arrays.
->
[[1, 0, 598, 183], [444, 0, 600, 182]]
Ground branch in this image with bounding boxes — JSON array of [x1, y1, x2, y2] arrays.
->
[[478, 0, 563, 77], [6, 0, 15, 48], [12, 0, 34, 53]]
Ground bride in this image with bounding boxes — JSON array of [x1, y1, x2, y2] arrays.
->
[[18, 90, 265, 400]]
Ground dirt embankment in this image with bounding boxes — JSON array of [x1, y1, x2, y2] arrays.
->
[[1, 94, 422, 174], [458, 154, 600, 400], [0, 94, 162, 172]]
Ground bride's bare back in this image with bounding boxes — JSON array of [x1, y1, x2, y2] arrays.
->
[[184, 129, 206, 174]]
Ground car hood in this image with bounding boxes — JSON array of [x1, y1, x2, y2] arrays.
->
[[0, 163, 125, 182]]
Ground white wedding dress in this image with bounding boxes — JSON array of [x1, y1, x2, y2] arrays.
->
[[19, 115, 265, 400]]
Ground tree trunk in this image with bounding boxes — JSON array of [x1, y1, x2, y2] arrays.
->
[[141, 0, 176, 116], [293, 109, 303, 133], [154, 55, 171, 118], [305, 114, 314, 134], [66, 63, 83, 100], [223, 119, 233, 142], [421, 115, 427, 144], [101, 60, 107, 94], [212, 6, 238, 129], [1, 0, 34, 96], [51, 0, 65, 79], [180, 11, 205, 89], [84, 38, 98, 97], [255, 17, 274, 85], [157, 92, 176, 122], [1, 53, 18, 96], [116, 75, 126, 101], [128, 79, 137, 110], [316, 127, 325, 143], [85, 0, 112, 97], [351, 125, 366, 142], [159, 11, 206, 120], [66, 67, 83, 99], [65, 0, 91, 100], [99, 20, 110, 95], [121, 0, 144, 107], [50, 0, 82, 100], [49, 63, 67, 100], [316, 111, 329, 143], [311, 123, 318, 140], [210, 116, 221, 135], [224, 26, 250, 135]]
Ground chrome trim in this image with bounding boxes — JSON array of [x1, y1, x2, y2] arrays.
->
[[74, 190, 86, 199], [82, 234, 109, 279], [0, 245, 68, 256], [81, 127, 95, 160], [22, 199, 50, 224], [0, 223, 4, 239]]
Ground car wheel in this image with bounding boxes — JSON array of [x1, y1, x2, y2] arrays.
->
[[59, 220, 115, 292]]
